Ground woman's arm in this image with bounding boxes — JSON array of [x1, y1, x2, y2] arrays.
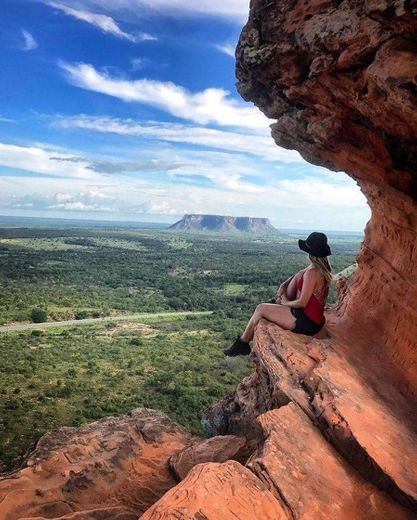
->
[[275, 274, 294, 301], [276, 269, 305, 301], [286, 274, 298, 300], [281, 269, 317, 308]]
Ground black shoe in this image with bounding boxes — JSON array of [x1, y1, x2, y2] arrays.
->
[[223, 336, 251, 357]]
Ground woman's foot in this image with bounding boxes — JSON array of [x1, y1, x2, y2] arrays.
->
[[223, 335, 251, 357]]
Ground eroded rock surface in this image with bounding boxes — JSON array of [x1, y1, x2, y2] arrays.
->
[[204, 321, 417, 513], [169, 435, 247, 481], [1, 2, 417, 519], [237, 0, 417, 397], [141, 461, 288, 520], [0, 409, 193, 520]]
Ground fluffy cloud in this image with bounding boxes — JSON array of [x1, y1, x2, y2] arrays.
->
[[0, 137, 369, 230], [47, 2, 156, 42], [7, 190, 114, 212], [53, 115, 302, 162], [0, 164, 370, 230], [50, 190, 114, 211], [59, 62, 269, 129], [21, 30, 38, 51]]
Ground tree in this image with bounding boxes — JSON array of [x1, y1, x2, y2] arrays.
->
[[30, 309, 47, 323]]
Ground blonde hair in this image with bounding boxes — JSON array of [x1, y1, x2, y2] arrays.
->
[[308, 254, 333, 288]]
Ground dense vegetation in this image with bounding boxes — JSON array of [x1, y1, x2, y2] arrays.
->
[[0, 227, 359, 324], [0, 225, 361, 471]]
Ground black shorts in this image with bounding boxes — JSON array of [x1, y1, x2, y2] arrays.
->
[[291, 308, 324, 336]]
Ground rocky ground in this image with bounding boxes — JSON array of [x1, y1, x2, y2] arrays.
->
[[1, 0, 416, 518], [1, 316, 415, 519]]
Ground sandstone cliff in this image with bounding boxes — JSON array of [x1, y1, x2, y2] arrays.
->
[[1, 1, 416, 519], [236, 0, 417, 396]]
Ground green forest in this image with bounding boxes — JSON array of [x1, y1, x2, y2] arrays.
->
[[0, 225, 361, 472]]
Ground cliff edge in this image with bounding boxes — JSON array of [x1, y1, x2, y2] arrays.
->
[[236, 0, 417, 396], [1, 1, 416, 519]]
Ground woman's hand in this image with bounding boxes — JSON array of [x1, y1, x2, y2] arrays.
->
[[280, 293, 289, 304]]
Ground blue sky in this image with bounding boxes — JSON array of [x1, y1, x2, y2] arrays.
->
[[0, 0, 370, 231]]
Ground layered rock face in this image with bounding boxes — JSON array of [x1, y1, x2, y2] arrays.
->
[[1, 2, 416, 519], [236, 0, 417, 396], [204, 322, 416, 516]]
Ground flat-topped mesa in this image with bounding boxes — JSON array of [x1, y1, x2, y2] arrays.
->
[[169, 214, 278, 234], [236, 0, 417, 396]]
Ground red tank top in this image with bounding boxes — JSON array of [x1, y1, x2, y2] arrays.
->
[[296, 270, 328, 325]]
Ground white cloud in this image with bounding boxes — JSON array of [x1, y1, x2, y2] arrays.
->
[[59, 62, 269, 129], [21, 30, 38, 51], [53, 115, 302, 162], [214, 43, 236, 58], [275, 179, 366, 207], [0, 171, 370, 231], [0, 137, 369, 231], [56, 0, 249, 22], [0, 116, 14, 123], [0, 142, 191, 180], [0, 142, 95, 179], [49, 190, 114, 211], [6, 190, 114, 212], [48, 2, 156, 42], [136, 0, 249, 20]]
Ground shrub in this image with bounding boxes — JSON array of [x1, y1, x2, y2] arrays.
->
[[105, 322, 117, 329], [30, 308, 47, 323]]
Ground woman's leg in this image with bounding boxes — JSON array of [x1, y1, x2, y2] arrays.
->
[[241, 303, 296, 343]]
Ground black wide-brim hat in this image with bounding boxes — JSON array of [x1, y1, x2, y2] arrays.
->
[[298, 232, 331, 257]]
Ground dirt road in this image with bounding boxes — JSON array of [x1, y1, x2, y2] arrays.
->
[[0, 311, 212, 333]]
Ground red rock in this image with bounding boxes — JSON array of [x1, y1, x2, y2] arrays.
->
[[3, 3, 417, 518], [248, 403, 414, 519], [204, 320, 417, 512], [169, 435, 247, 480], [141, 460, 288, 520], [0, 409, 192, 520], [236, 0, 417, 398]]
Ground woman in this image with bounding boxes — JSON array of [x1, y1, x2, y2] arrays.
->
[[223, 232, 333, 357]]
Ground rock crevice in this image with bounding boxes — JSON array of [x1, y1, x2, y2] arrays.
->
[[204, 321, 417, 514]]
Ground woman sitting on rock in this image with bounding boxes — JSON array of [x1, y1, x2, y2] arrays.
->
[[224, 232, 333, 357]]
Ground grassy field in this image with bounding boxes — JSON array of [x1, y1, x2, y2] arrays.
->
[[0, 224, 361, 471], [0, 313, 251, 471]]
